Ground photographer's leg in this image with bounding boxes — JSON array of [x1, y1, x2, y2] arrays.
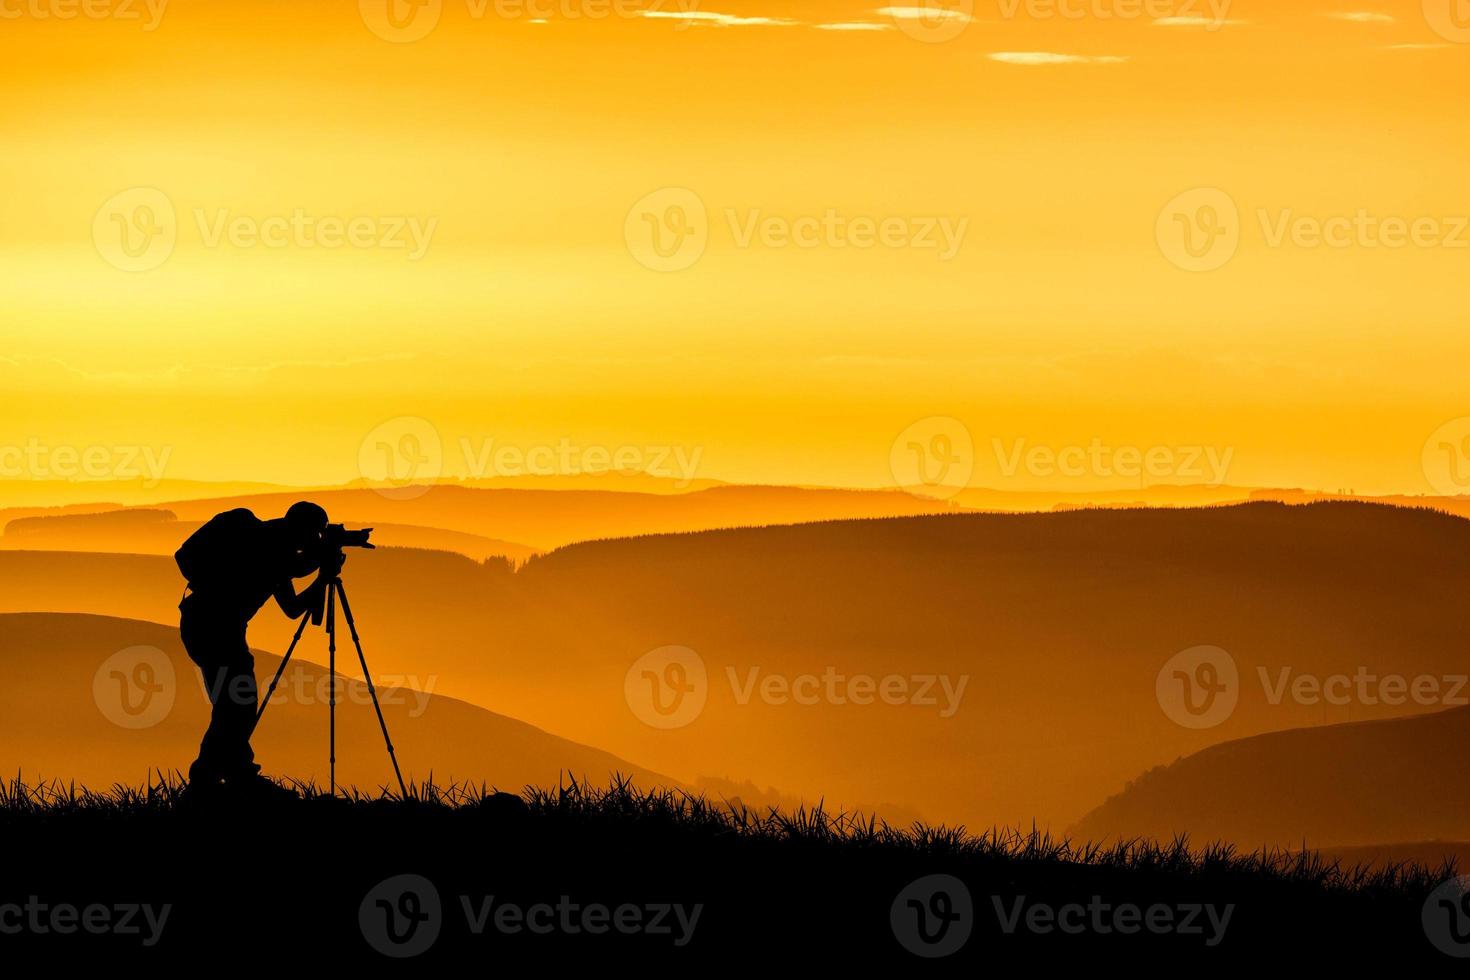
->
[[190, 631, 259, 784], [190, 659, 233, 784], [220, 651, 260, 778]]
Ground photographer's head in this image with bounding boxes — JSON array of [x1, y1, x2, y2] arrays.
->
[[285, 500, 329, 551]]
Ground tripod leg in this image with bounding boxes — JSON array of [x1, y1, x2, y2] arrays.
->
[[250, 611, 311, 736], [327, 581, 337, 797], [333, 580, 409, 798]]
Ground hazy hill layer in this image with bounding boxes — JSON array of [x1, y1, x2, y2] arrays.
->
[[1070, 705, 1470, 848], [4, 501, 1468, 835], [151, 484, 959, 549], [1, 509, 540, 563], [0, 612, 672, 794]]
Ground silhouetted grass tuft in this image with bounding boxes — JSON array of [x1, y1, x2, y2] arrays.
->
[[0, 771, 1448, 901]]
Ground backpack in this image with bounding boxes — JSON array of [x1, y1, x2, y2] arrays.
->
[[175, 508, 263, 588]]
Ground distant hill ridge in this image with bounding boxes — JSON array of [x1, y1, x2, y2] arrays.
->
[[1071, 703, 1470, 848]]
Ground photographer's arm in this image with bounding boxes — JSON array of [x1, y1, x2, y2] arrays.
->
[[286, 552, 320, 579], [273, 576, 326, 620], [273, 550, 345, 619]]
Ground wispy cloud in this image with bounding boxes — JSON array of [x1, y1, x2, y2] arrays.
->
[[636, 10, 798, 26], [875, 5, 973, 24], [1386, 42, 1452, 49], [988, 52, 1128, 66], [1326, 11, 1395, 23], [815, 21, 894, 31], [1154, 15, 1246, 28]]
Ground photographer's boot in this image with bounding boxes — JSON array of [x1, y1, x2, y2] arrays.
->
[[225, 770, 299, 802]]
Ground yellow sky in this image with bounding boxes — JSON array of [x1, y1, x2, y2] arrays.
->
[[2, 0, 1468, 494]]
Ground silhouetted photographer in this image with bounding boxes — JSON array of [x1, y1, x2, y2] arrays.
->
[[174, 501, 350, 795]]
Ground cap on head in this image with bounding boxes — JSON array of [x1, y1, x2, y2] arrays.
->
[[285, 501, 329, 535]]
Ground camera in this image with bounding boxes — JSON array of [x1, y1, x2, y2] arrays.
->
[[312, 523, 374, 576], [322, 522, 375, 553]]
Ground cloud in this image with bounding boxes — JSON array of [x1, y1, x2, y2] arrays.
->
[[1153, 15, 1246, 27], [1325, 11, 1395, 23], [636, 10, 798, 26], [875, 5, 973, 23], [988, 52, 1128, 66], [1386, 42, 1451, 49], [814, 21, 894, 31]]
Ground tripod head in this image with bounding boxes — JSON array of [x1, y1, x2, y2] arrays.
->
[[306, 524, 373, 625]]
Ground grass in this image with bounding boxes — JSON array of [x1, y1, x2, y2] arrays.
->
[[1, 772, 1450, 895], [0, 773, 1454, 965]]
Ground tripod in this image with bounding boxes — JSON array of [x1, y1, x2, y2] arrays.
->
[[251, 576, 408, 797]]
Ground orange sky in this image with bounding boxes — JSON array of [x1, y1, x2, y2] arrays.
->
[[2, 1, 1468, 495]]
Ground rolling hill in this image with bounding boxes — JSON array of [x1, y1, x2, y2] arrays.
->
[[0, 612, 673, 794], [1069, 704, 1470, 848]]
